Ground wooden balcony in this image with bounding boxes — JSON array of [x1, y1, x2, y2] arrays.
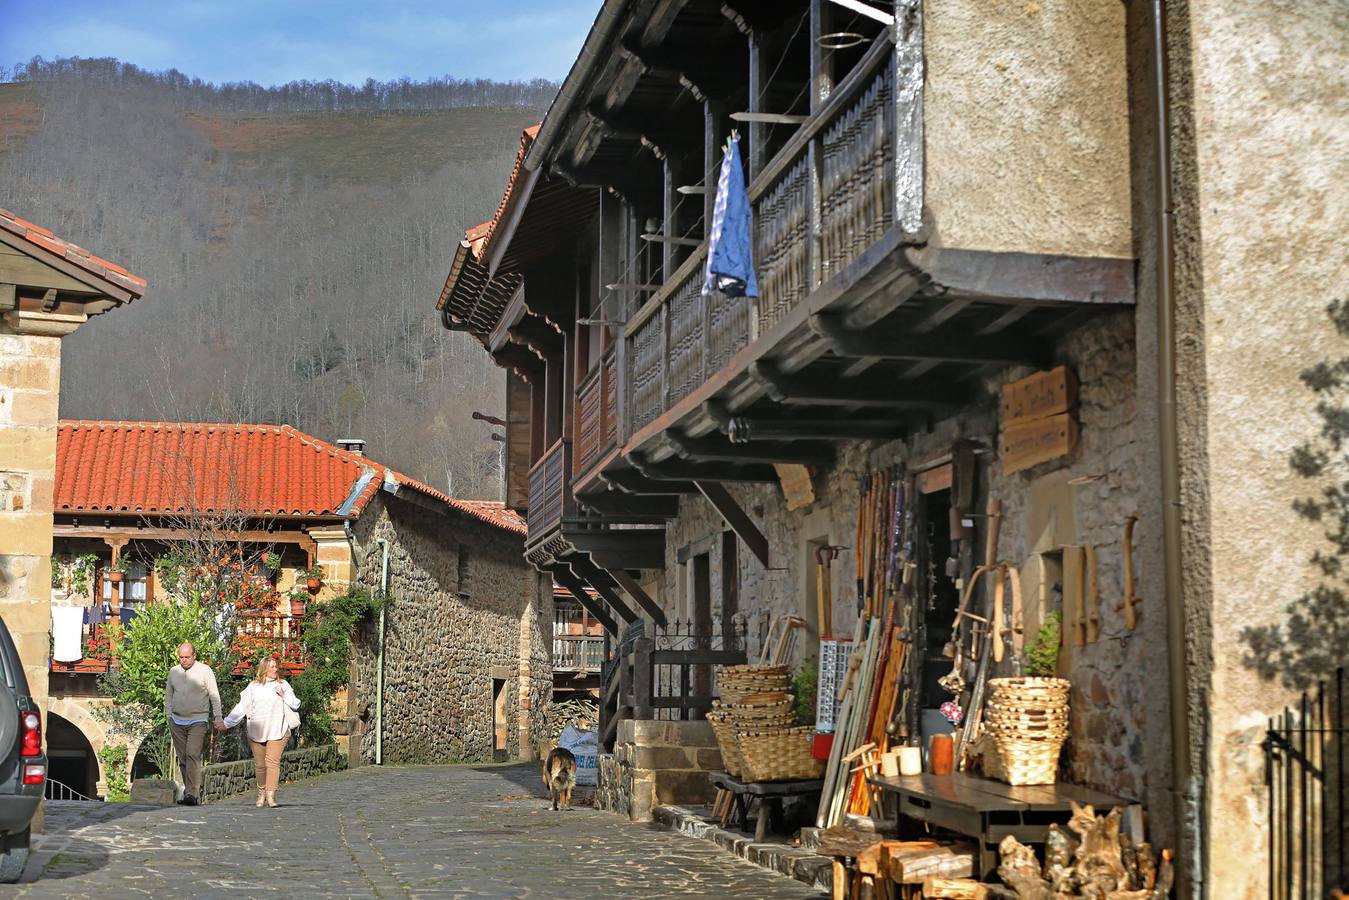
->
[[622, 39, 895, 442], [574, 350, 617, 479], [552, 634, 604, 673], [50, 612, 307, 676], [527, 439, 570, 542]]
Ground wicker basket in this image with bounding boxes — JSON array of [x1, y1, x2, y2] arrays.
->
[[717, 665, 791, 704], [984, 677, 1071, 785], [723, 698, 795, 725], [737, 726, 825, 782], [706, 708, 745, 777]]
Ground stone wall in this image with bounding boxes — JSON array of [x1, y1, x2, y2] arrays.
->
[[646, 311, 1154, 800], [200, 743, 346, 803], [348, 495, 551, 765], [596, 720, 721, 822]]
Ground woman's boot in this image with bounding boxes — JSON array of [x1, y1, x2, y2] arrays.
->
[[265, 790, 278, 808], [255, 786, 266, 807]]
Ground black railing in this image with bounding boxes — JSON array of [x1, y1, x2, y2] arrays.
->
[[1265, 666, 1346, 899]]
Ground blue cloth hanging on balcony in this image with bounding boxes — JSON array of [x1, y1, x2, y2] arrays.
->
[[703, 132, 758, 298]]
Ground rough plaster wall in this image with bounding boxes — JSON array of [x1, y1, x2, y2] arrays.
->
[[653, 313, 1151, 799], [348, 498, 550, 765], [923, 0, 1132, 258], [1175, 0, 1349, 891]]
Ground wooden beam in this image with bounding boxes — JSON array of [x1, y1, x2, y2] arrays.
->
[[722, 415, 906, 443], [631, 456, 778, 483], [810, 313, 1047, 365], [904, 245, 1136, 307], [750, 361, 965, 409], [913, 298, 972, 333], [606, 567, 668, 626], [600, 469, 700, 495], [571, 560, 641, 625], [667, 431, 834, 466], [577, 491, 681, 518], [695, 482, 768, 567], [567, 530, 667, 570], [553, 568, 620, 636]]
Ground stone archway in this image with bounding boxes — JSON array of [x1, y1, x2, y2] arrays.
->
[[46, 696, 119, 798]]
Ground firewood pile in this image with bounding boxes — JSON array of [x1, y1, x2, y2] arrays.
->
[[997, 803, 1173, 899], [541, 698, 599, 748]]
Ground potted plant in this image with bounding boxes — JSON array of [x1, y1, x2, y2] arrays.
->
[[105, 557, 131, 585], [288, 587, 309, 618], [301, 564, 324, 594], [264, 551, 282, 576]]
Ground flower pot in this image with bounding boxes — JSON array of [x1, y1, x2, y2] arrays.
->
[[290, 600, 306, 617], [306, 577, 322, 593], [107, 572, 123, 584]]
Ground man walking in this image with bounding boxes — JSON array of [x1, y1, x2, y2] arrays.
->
[[164, 642, 223, 805]]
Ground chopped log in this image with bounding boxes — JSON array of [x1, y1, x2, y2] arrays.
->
[[833, 859, 847, 900], [1044, 823, 1078, 894], [1068, 802, 1128, 894], [819, 824, 886, 859], [921, 877, 990, 899], [997, 835, 1052, 900], [884, 842, 975, 883]]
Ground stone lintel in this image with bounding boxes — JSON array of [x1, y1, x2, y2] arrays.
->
[[2, 309, 88, 338]]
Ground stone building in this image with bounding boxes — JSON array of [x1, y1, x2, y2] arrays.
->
[[46, 421, 548, 796], [0, 210, 146, 819], [428, 0, 1346, 893]]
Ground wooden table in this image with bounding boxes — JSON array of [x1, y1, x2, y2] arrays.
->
[[708, 772, 824, 842], [868, 772, 1131, 878]]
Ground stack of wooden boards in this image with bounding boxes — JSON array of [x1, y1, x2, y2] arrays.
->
[[817, 468, 915, 828]]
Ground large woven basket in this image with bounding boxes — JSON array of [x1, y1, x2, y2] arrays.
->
[[737, 726, 825, 782], [723, 698, 795, 725], [706, 708, 745, 778], [717, 665, 791, 704], [985, 677, 1071, 785]]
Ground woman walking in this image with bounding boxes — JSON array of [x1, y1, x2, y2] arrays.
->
[[221, 655, 300, 808]]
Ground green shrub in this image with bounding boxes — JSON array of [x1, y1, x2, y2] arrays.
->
[[792, 656, 818, 725], [1025, 611, 1062, 677], [97, 744, 130, 801]]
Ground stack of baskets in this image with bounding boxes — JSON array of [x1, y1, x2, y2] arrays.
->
[[709, 665, 825, 782], [983, 676, 1071, 785]]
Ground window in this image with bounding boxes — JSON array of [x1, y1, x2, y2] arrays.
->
[[103, 560, 149, 605]]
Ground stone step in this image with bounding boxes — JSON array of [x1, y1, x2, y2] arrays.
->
[[653, 805, 834, 892]]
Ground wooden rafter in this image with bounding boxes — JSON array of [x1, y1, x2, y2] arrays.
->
[[605, 567, 668, 627], [810, 312, 1047, 366], [570, 560, 640, 624], [750, 361, 965, 409], [553, 567, 620, 636], [667, 431, 834, 466]]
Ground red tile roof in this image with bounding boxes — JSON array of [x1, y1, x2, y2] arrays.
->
[[0, 209, 147, 295], [467, 123, 541, 260], [54, 421, 525, 535]]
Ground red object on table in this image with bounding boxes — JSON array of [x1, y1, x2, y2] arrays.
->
[[811, 732, 834, 761], [930, 733, 954, 775]]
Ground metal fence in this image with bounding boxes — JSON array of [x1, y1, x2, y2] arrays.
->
[[44, 778, 97, 802], [1265, 666, 1346, 899]]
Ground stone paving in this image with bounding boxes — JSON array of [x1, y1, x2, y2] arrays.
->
[[7, 764, 824, 898]]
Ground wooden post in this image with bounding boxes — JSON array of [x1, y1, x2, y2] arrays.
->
[[633, 637, 655, 720], [747, 31, 767, 180]]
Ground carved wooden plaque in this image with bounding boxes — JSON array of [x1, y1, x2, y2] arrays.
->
[[1001, 413, 1079, 476], [1001, 365, 1078, 427]]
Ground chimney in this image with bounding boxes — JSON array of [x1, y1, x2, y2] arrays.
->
[[337, 438, 365, 456]]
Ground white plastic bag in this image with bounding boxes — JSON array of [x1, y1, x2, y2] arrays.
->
[[558, 724, 599, 786]]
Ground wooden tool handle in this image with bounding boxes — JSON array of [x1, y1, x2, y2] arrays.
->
[[984, 498, 1003, 568], [1120, 515, 1140, 630]]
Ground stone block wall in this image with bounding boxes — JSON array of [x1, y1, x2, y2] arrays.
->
[[597, 719, 722, 822], [348, 495, 551, 765], [645, 311, 1156, 801], [200, 743, 346, 803]]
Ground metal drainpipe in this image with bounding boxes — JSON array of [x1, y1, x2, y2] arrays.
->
[[1150, 0, 1199, 891], [375, 538, 390, 766]]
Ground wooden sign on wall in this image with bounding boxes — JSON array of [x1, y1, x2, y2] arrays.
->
[[1001, 366, 1078, 475]]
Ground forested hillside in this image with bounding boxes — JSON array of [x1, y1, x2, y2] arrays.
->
[[0, 59, 554, 498]]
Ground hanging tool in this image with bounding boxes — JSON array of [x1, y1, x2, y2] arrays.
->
[[815, 545, 846, 641], [855, 472, 870, 613], [1117, 515, 1142, 630], [1084, 542, 1100, 644], [1063, 545, 1088, 647]]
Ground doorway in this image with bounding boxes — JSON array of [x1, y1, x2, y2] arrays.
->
[[492, 678, 508, 761], [45, 713, 97, 799]]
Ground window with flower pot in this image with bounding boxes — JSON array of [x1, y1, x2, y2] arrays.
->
[[102, 559, 150, 605]]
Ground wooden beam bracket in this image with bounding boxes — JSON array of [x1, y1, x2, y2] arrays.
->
[[694, 481, 769, 567]]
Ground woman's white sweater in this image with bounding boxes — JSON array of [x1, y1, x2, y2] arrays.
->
[[224, 679, 300, 743]]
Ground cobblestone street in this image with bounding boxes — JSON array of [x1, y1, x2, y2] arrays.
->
[[9, 764, 822, 898]]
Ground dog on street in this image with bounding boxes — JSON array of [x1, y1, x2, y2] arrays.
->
[[542, 747, 577, 811]]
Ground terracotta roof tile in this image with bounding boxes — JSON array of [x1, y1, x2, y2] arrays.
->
[[54, 421, 524, 535], [467, 124, 541, 259], [0, 208, 147, 295]]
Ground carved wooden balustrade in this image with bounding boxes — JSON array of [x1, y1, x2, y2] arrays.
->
[[574, 349, 616, 478], [527, 439, 570, 540], [621, 37, 896, 438]]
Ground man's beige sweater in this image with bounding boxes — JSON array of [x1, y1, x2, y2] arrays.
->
[[165, 662, 223, 724]]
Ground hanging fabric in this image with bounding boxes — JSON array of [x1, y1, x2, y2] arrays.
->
[[703, 132, 759, 298], [51, 606, 84, 663]]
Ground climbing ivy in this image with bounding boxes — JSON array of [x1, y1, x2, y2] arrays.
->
[[290, 587, 384, 746], [97, 744, 130, 801]]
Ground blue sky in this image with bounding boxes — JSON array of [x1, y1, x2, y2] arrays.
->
[[0, 0, 597, 84]]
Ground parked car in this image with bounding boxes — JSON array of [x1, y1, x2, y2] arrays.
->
[[0, 614, 46, 882]]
